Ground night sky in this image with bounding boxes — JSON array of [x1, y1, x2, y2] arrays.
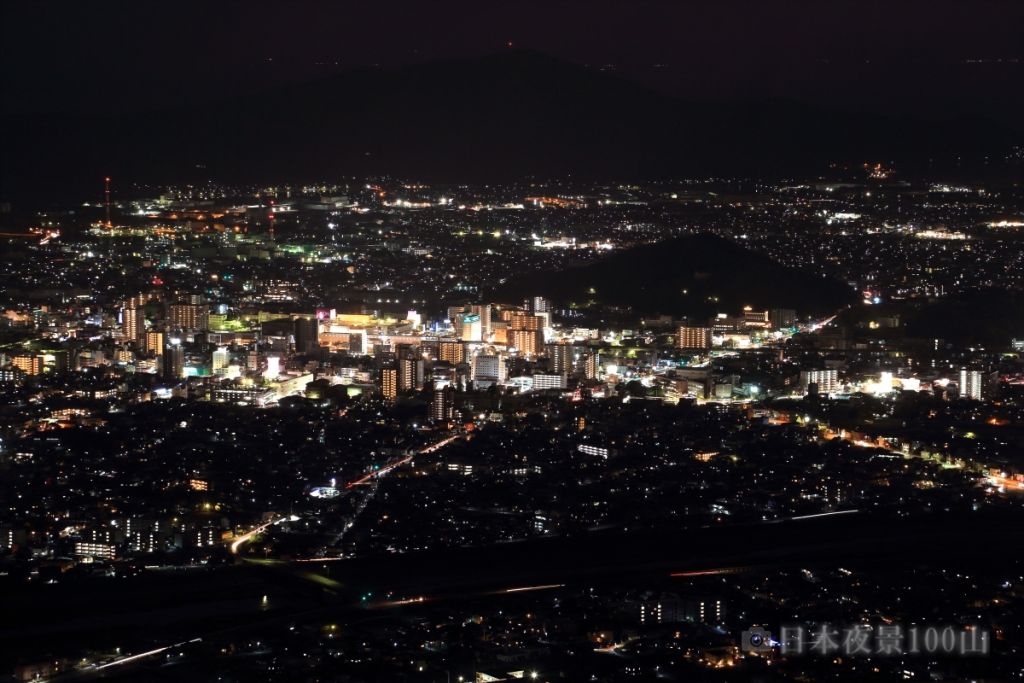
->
[[3, 0, 1022, 126]]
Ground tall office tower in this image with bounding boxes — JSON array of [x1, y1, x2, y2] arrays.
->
[[381, 366, 398, 401], [509, 313, 544, 357], [472, 353, 506, 384], [430, 385, 456, 422], [439, 340, 465, 365], [122, 303, 145, 343], [676, 326, 713, 350], [583, 352, 599, 380], [144, 331, 165, 355], [163, 339, 185, 379], [168, 302, 209, 332], [958, 368, 983, 401], [460, 313, 482, 342], [799, 369, 838, 395], [468, 304, 492, 337], [770, 308, 797, 330], [293, 317, 319, 354], [212, 347, 229, 374]]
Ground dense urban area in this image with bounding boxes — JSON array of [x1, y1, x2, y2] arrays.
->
[[1, 171, 1023, 682]]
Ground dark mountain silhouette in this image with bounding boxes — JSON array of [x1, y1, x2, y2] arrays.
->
[[2, 51, 1017, 204], [491, 234, 858, 317]]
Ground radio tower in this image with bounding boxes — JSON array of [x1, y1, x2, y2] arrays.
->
[[104, 177, 112, 228]]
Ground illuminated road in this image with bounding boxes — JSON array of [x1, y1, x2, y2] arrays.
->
[[345, 433, 462, 488], [985, 473, 1024, 493], [91, 637, 202, 672], [228, 433, 465, 559], [803, 314, 837, 333], [230, 516, 297, 555], [38, 637, 204, 681]]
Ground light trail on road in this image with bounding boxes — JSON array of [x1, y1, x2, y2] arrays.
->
[[500, 583, 565, 594], [669, 567, 742, 578], [345, 434, 461, 488], [229, 516, 297, 554], [90, 637, 202, 672]]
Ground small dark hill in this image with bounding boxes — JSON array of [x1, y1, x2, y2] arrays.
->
[[491, 234, 858, 318], [902, 289, 1024, 349]]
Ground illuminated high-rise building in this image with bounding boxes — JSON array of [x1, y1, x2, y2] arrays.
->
[[163, 339, 185, 380], [958, 368, 983, 401], [144, 331, 164, 355], [439, 340, 465, 365], [12, 354, 43, 376], [799, 369, 838, 395], [212, 347, 229, 374], [741, 307, 770, 328], [676, 326, 712, 350], [468, 304, 491, 337], [125, 292, 152, 309], [528, 296, 550, 314], [532, 373, 567, 390], [123, 303, 145, 343], [399, 356, 425, 391], [430, 385, 455, 422], [293, 317, 319, 354], [460, 313, 482, 342], [381, 367, 398, 401], [168, 302, 209, 332], [432, 363, 457, 388], [510, 314, 544, 357], [510, 313, 542, 331], [264, 356, 281, 380], [472, 354, 506, 384], [548, 342, 578, 375], [509, 330, 540, 356]]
